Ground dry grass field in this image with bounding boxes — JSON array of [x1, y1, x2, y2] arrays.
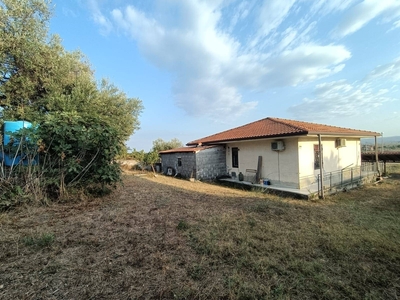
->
[[1, 168, 399, 299]]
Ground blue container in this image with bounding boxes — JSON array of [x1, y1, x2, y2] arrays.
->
[[3, 121, 32, 146], [1, 154, 21, 167], [263, 179, 270, 185], [1, 120, 37, 167]]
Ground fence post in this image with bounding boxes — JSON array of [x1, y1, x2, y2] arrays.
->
[[351, 168, 353, 186], [341, 169, 343, 187]]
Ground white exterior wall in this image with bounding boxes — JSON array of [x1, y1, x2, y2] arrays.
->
[[226, 138, 300, 188], [298, 137, 361, 188]]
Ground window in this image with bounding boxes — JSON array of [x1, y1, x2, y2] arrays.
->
[[232, 147, 239, 168], [314, 144, 320, 169], [177, 157, 182, 167]]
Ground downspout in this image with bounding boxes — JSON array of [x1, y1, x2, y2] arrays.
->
[[374, 135, 381, 177], [318, 134, 324, 199]]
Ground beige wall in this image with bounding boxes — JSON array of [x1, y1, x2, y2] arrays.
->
[[225, 136, 362, 189], [298, 137, 361, 175], [298, 137, 361, 188], [226, 138, 299, 188]]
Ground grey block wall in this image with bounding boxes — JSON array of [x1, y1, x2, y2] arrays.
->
[[160, 152, 196, 178], [196, 147, 226, 180], [160, 146, 226, 180]]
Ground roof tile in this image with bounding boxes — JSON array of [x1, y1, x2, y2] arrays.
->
[[187, 117, 380, 145]]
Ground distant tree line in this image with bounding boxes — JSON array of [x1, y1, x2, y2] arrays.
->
[[120, 138, 183, 171]]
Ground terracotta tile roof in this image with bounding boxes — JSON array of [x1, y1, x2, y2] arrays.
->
[[159, 145, 216, 154], [187, 117, 380, 146]]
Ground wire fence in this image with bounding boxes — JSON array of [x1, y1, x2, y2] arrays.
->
[[299, 162, 382, 193]]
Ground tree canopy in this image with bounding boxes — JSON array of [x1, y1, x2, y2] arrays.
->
[[0, 0, 143, 140], [0, 0, 144, 205], [152, 138, 183, 153]]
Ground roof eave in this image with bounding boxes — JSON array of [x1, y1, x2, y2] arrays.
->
[[186, 132, 308, 146], [307, 131, 381, 137]]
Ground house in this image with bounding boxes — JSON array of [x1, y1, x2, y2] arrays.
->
[[182, 117, 381, 195], [159, 145, 226, 180]]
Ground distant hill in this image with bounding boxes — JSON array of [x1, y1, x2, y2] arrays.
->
[[361, 136, 400, 145]]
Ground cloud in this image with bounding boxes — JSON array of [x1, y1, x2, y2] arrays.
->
[[111, 2, 256, 119], [288, 80, 393, 119], [334, 0, 400, 38], [288, 57, 400, 120], [365, 57, 400, 82], [87, 0, 113, 35], [107, 1, 354, 119], [252, 0, 297, 46], [264, 43, 350, 87]]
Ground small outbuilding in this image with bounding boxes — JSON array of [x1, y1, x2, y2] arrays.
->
[[159, 145, 226, 180]]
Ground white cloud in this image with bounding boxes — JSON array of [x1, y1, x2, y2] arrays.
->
[[288, 80, 393, 119], [264, 44, 350, 87], [310, 0, 356, 16], [107, 1, 354, 119], [334, 0, 400, 38], [87, 0, 113, 35], [365, 57, 400, 82], [288, 56, 400, 120], [111, 2, 253, 119], [250, 0, 297, 48]]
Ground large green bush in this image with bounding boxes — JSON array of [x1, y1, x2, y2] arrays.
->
[[0, 0, 143, 208]]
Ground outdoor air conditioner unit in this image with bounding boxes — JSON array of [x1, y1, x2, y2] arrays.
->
[[335, 138, 346, 148], [271, 141, 285, 151]]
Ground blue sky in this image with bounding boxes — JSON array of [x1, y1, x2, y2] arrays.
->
[[49, 0, 400, 151]]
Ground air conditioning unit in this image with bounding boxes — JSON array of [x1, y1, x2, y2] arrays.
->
[[335, 138, 346, 148], [271, 141, 285, 151]]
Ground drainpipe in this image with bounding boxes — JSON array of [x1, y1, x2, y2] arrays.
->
[[318, 134, 324, 199], [374, 135, 381, 177]]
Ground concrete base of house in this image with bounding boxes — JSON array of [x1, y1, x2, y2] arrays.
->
[[219, 173, 378, 200], [219, 178, 315, 199]]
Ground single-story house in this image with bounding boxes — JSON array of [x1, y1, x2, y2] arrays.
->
[[161, 117, 380, 194], [159, 145, 226, 180]]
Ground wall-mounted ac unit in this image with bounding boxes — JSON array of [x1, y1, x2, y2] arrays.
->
[[271, 141, 285, 151], [335, 138, 346, 148]]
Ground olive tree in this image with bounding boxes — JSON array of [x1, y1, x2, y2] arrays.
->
[[0, 0, 143, 204]]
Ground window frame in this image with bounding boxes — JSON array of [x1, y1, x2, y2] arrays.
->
[[232, 147, 239, 168], [314, 144, 320, 170], [177, 157, 182, 167]]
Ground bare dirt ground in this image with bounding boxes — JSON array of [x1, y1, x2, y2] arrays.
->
[[0, 172, 399, 299]]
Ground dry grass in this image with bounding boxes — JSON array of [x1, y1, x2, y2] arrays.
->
[[0, 171, 399, 299]]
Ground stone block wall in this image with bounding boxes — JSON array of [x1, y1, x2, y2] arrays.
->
[[160, 146, 226, 180], [196, 146, 226, 180], [160, 152, 196, 178]]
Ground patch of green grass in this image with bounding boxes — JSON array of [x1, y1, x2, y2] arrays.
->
[[177, 219, 189, 231], [22, 232, 55, 248], [386, 163, 400, 175]]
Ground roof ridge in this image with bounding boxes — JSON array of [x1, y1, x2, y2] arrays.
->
[[269, 117, 309, 132], [271, 117, 378, 134], [188, 117, 270, 144]]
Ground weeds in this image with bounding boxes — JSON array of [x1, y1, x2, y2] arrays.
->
[[177, 219, 189, 231], [22, 232, 55, 248]]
